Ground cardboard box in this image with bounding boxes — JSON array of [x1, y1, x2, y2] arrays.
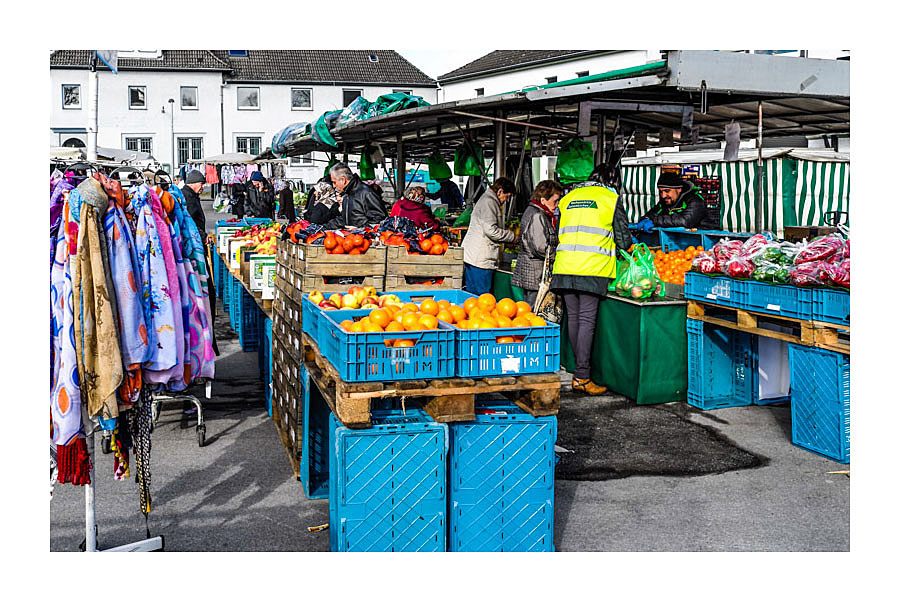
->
[[250, 254, 277, 291]]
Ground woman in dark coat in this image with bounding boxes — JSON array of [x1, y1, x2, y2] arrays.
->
[[511, 180, 564, 308], [304, 181, 342, 229], [278, 182, 296, 222]]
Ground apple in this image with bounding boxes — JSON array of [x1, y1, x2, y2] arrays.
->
[[361, 296, 378, 307], [347, 286, 365, 303], [341, 294, 360, 309], [361, 303, 379, 310], [362, 286, 377, 299], [379, 294, 401, 307], [308, 290, 324, 305], [328, 294, 343, 308], [318, 300, 337, 310]]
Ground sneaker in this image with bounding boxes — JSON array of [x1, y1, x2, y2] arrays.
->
[[572, 378, 608, 396]]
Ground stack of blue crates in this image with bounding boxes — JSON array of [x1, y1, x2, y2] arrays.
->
[[788, 345, 850, 463], [448, 402, 557, 551], [300, 364, 330, 500], [686, 319, 758, 410], [329, 408, 448, 552], [257, 316, 272, 415], [236, 288, 260, 352]]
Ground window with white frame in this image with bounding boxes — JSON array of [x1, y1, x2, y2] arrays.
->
[[62, 84, 81, 109], [236, 136, 261, 156], [342, 89, 362, 107], [291, 88, 312, 110], [237, 87, 259, 110], [393, 89, 412, 95], [180, 86, 198, 110], [475, 88, 484, 97], [125, 137, 153, 155], [177, 137, 204, 166], [128, 86, 147, 109]]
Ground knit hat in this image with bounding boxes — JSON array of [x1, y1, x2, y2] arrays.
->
[[656, 171, 683, 188], [249, 171, 264, 182], [185, 170, 206, 185]]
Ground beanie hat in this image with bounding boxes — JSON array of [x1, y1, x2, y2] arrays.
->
[[249, 171, 264, 182], [656, 171, 683, 188], [185, 170, 206, 185]]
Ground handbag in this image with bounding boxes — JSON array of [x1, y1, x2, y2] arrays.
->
[[534, 246, 563, 324]]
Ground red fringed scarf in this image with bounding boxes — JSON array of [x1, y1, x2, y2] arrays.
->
[[530, 199, 558, 229], [56, 437, 92, 486]]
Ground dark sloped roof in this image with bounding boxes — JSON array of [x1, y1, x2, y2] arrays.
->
[[209, 50, 435, 86], [50, 50, 230, 71], [439, 50, 611, 81]]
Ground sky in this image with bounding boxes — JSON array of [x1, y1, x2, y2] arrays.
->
[[395, 49, 493, 80]]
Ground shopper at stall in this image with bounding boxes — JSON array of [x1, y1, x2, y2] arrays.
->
[[304, 181, 343, 228], [329, 162, 387, 227], [512, 180, 564, 308], [246, 171, 275, 219], [636, 171, 707, 230], [182, 169, 207, 233], [551, 165, 631, 396], [278, 182, 296, 222], [462, 177, 519, 296], [390, 186, 439, 231], [426, 179, 465, 210]]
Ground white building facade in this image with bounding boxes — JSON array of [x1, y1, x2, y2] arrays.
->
[[50, 50, 438, 184]]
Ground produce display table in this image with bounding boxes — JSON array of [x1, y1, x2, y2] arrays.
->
[[493, 269, 687, 405]]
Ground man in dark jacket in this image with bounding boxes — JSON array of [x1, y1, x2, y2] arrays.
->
[[246, 171, 275, 218], [183, 169, 207, 233], [637, 171, 707, 230], [329, 162, 387, 227], [425, 179, 464, 210]]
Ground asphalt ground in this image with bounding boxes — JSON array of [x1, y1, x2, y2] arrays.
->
[[49, 199, 850, 552]]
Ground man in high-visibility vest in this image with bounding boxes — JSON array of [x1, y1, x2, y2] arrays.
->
[[551, 164, 632, 395]]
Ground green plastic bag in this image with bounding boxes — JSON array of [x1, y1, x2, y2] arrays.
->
[[454, 141, 485, 176], [427, 150, 452, 181], [613, 243, 665, 299], [608, 258, 631, 292], [359, 145, 376, 180], [323, 155, 337, 179], [556, 137, 594, 184], [453, 205, 473, 227]]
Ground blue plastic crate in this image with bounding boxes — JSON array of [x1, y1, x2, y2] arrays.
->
[[449, 402, 556, 552], [701, 230, 752, 251], [455, 323, 561, 378], [743, 280, 814, 321], [686, 318, 757, 410], [318, 309, 456, 382], [788, 345, 850, 463], [684, 272, 747, 306], [222, 271, 232, 310], [811, 288, 850, 326], [628, 225, 660, 248], [265, 317, 273, 414], [237, 289, 260, 351], [244, 217, 272, 226], [658, 227, 706, 253], [299, 364, 329, 500], [329, 409, 448, 552]]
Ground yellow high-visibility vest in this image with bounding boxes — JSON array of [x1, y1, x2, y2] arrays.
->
[[552, 185, 618, 278]]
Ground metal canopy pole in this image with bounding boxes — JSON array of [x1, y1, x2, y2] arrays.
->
[[755, 101, 764, 233], [86, 53, 98, 162], [396, 135, 405, 201], [494, 113, 506, 180]]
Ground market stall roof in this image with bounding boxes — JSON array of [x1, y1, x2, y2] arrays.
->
[[276, 51, 849, 160], [621, 147, 850, 166], [50, 147, 84, 161]]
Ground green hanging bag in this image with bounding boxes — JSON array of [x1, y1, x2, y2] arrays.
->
[[556, 137, 595, 184], [454, 140, 485, 176], [426, 150, 452, 181], [359, 146, 376, 180]]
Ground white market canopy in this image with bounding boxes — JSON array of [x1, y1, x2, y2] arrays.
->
[[199, 152, 287, 165]]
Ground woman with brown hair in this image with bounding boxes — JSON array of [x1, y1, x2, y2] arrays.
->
[[511, 180, 564, 308]]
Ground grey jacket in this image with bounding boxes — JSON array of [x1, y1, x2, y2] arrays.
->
[[512, 203, 557, 291], [461, 188, 516, 269]]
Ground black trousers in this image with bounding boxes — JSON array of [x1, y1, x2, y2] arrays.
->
[[563, 292, 602, 380]]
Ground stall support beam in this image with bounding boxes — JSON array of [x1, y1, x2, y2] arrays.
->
[[396, 136, 405, 200], [494, 114, 506, 180], [755, 101, 764, 233], [87, 54, 98, 162]]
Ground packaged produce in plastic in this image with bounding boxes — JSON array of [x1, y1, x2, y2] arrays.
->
[[789, 260, 829, 286], [794, 233, 845, 265], [691, 250, 718, 274], [724, 255, 755, 279], [822, 259, 850, 288], [751, 261, 792, 284], [712, 239, 744, 272], [613, 244, 664, 299]]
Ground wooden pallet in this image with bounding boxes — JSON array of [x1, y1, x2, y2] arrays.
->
[[384, 274, 463, 291], [386, 245, 464, 279], [301, 332, 560, 429], [270, 393, 301, 480], [687, 300, 850, 355]]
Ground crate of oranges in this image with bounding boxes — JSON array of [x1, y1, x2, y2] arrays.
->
[[386, 233, 464, 279], [653, 246, 705, 286], [391, 291, 561, 378], [319, 300, 456, 382]]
